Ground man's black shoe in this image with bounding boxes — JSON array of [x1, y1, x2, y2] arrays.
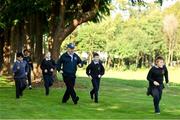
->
[[90, 92, 93, 100], [95, 100, 98, 103], [74, 96, 79, 104]]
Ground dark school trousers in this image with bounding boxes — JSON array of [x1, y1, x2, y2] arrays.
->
[[62, 75, 77, 103], [90, 78, 100, 101], [15, 78, 27, 98]]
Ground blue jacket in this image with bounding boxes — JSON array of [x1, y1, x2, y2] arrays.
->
[[57, 52, 83, 76], [12, 60, 29, 80]]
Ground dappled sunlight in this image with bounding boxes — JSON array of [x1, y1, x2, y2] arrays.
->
[[96, 108, 105, 111], [0, 76, 14, 87], [108, 105, 119, 110]]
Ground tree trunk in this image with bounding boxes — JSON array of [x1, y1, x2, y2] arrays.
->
[[3, 29, 11, 74], [29, 14, 36, 60], [0, 30, 4, 74], [10, 26, 17, 64], [50, 0, 100, 60], [31, 13, 44, 82], [34, 13, 43, 64], [17, 22, 25, 52], [51, 37, 63, 60]]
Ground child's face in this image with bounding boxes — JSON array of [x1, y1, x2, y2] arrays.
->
[[156, 59, 164, 68], [17, 56, 23, 61], [94, 56, 100, 62], [45, 52, 51, 59], [24, 51, 30, 56]]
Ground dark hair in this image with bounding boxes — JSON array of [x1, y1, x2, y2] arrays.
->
[[93, 52, 99, 57], [16, 52, 24, 58], [155, 56, 164, 63], [23, 49, 29, 53]]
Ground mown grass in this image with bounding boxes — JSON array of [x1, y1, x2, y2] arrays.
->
[[0, 74, 180, 119]]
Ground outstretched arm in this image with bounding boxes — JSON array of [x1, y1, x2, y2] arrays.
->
[[164, 65, 169, 83], [40, 59, 45, 70], [147, 67, 154, 83], [100, 63, 105, 76], [86, 64, 91, 76], [56, 56, 63, 72], [25, 61, 29, 74], [52, 59, 56, 69], [12, 62, 18, 73], [29, 57, 34, 70], [77, 55, 83, 68]]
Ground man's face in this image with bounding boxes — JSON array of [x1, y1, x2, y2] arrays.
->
[[156, 60, 164, 68], [67, 48, 75, 54]]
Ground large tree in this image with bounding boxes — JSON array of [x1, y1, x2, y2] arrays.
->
[[49, 0, 111, 59]]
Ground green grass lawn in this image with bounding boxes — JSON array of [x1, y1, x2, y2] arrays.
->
[[0, 75, 180, 119]]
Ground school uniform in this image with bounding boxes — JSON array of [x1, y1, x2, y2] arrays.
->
[[40, 58, 56, 95], [147, 65, 169, 113], [23, 56, 33, 88], [57, 52, 83, 104], [12, 60, 29, 98], [86, 61, 105, 103]]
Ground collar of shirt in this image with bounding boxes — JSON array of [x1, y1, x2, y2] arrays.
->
[[67, 52, 74, 61], [93, 61, 99, 64], [154, 65, 159, 68], [45, 58, 51, 61], [17, 60, 23, 63], [154, 65, 163, 69], [67, 52, 74, 56]]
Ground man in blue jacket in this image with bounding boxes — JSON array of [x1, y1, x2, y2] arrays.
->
[[57, 43, 83, 104], [13, 52, 29, 99]]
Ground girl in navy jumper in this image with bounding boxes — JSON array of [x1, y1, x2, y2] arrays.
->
[[40, 52, 56, 96]]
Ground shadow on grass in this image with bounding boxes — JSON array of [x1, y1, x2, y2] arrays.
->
[[1, 75, 180, 89]]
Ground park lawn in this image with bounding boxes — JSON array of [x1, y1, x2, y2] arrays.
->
[[77, 67, 180, 84], [0, 76, 180, 119]]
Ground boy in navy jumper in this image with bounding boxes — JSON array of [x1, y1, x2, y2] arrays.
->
[[40, 52, 56, 96], [147, 56, 169, 114], [13, 52, 29, 99], [23, 49, 33, 89], [86, 53, 105, 103]]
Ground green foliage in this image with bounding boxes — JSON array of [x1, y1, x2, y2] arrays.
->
[[0, 0, 50, 27], [163, 1, 180, 58], [75, 9, 168, 64], [0, 22, 5, 29], [77, 22, 108, 52], [0, 0, 111, 29]]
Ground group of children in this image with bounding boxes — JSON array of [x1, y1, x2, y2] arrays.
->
[[12, 43, 169, 114], [13, 43, 105, 104]]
